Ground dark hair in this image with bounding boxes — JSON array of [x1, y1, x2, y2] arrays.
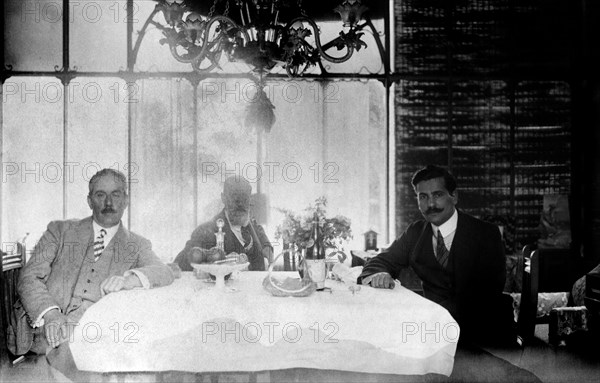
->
[[411, 165, 457, 195], [88, 169, 128, 196]]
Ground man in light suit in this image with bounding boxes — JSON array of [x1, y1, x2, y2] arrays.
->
[[358, 165, 514, 346], [8, 168, 174, 359]]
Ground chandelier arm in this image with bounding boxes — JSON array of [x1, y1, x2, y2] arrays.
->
[[192, 45, 222, 73], [169, 15, 249, 64], [285, 17, 355, 64], [363, 16, 387, 72]]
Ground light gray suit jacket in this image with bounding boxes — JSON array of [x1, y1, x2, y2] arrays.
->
[[8, 217, 174, 355]]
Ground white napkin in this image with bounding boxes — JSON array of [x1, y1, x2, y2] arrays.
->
[[332, 263, 363, 285]]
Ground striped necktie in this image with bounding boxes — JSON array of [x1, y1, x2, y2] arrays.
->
[[436, 229, 450, 268], [94, 229, 107, 262]]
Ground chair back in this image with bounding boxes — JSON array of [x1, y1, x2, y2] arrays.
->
[[1, 241, 25, 351], [518, 246, 575, 345], [531, 248, 576, 293]]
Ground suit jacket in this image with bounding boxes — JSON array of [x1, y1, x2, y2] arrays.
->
[[8, 217, 173, 355], [174, 210, 271, 272], [359, 211, 512, 343]]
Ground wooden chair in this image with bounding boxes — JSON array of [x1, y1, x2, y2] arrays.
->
[[1, 240, 26, 363], [517, 245, 576, 345]]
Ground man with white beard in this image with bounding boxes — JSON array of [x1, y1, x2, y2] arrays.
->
[[174, 176, 272, 271]]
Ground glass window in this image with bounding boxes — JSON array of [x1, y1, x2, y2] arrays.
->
[[128, 78, 387, 261], [130, 79, 196, 261], [70, 0, 127, 71], [65, 77, 129, 220], [264, 80, 387, 251], [4, 0, 62, 71], [2, 77, 64, 245]]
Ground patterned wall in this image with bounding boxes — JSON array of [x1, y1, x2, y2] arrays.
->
[[394, 0, 573, 253]]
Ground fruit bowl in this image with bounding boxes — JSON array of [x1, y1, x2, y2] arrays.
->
[[190, 262, 250, 290]]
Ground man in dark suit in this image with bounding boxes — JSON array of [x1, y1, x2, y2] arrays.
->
[[8, 169, 174, 368], [174, 176, 273, 271], [358, 165, 513, 345]]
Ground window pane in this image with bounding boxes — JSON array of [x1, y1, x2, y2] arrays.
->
[[264, 80, 387, 251], [128, 78, 387, 261], [2, 78, 63, 246], [196, 78, 258, 220], [66, 78, 128, 220], [70, 0, 127, 71], [133, 1, 190, 72], [4, 0, 62, 71], [131, 79, 196, 261]]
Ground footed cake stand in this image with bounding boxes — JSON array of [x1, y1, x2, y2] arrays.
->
[[190, 262, 249, 291]]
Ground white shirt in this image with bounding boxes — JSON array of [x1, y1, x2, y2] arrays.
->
[[92, 220, 119, 250], [225, 211, 248, 247], [431, 208, 458, 255]]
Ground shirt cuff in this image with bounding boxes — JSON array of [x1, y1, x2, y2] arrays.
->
[[124, 269, 150, 289], [33, 306, 60, 328]]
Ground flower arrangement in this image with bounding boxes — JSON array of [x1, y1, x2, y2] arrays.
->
[[274, 197, 352, 252]]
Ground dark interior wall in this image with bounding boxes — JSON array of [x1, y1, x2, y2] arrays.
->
[[575, 0, 600, 271], [393, 0, 599, 277], [583, 79, 600, 270]]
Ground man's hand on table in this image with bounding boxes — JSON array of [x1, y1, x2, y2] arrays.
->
[[362, 272, 396, 289], [100, 274, 141, 296], [43, 309, 71, 349]]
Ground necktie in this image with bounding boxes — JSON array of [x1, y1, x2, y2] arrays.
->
[[436, 230, 449, 268], [94, 229, 107, 262]]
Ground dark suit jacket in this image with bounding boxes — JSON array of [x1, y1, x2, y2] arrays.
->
[[359, 211, 512, 344], [8, 217, 174, 355], [174, 210, 271, 271]]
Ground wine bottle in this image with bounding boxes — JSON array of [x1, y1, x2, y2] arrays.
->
[[306, 212, 324, 260], [304, 212, 326, 290]]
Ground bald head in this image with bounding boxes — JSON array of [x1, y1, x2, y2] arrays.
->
[[223, 176, 252, 196]]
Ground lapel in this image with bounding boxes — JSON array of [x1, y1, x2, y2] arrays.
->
[[221, 210, 246, 249], [448, 211, 476, 288], [71, 216, 94, 264], [103, 222, 126, 254], [103, 222, 134, 269], [411, 221, 433, 264]]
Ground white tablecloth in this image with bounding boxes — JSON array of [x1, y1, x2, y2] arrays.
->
[[70, 272, 459, 376]]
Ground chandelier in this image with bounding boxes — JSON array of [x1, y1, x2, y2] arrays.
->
[[153, 0, 370, 77]]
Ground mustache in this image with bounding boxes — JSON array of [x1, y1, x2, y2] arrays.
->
[[425, 207, 443, 215], [101, 207, 116, 214]]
